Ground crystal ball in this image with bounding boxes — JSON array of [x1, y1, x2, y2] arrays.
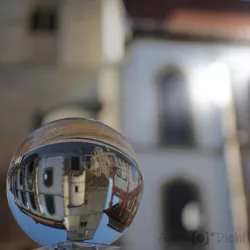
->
[[6, 118, 143, 247]]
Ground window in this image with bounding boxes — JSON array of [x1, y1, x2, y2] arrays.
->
[[29, 7, 57, 33], [14, 188, 18, 200], [80, 221, 88, 227], [20, 191, 26, 207], [43, 168, 53, 187], [19, 168, 24, 186], [10, 171, 16, 193], [44, 195, 55, 215], [27, 177, 34, 190], [29, 192, 37, 211], [122, 172, 127, 181], [75, 186, 79, 193], [27, 159, 35, 190], [158, 68, 194, 146], [130, 165, 138, 182], [71, 157, 80, 171], [162, 180, 203, 248], [28, 160, 34, 175], [115, 168, 122, 178]]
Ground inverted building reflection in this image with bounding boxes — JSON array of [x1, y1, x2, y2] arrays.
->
[[8, 141, 143, 245]]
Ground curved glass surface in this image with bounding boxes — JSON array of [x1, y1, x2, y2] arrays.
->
[[6, 118, 143, 248]]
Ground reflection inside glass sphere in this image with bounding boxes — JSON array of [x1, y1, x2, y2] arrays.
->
[[6, 118, 143, 249]]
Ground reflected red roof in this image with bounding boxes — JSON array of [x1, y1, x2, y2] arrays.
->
[[123, 0, 250, 41], [123, 0, 250, 20], [166, 9, 250, 40]]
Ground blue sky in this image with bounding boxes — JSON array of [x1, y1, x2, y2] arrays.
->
[[7, 179, 121, 248]]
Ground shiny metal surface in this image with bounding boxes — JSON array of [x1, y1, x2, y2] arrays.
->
[[6, 118, 143, 248]]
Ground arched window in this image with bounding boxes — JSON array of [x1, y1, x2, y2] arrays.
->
[[29, 192, 37, 211], [19, 167, 24, 186], [20, 191, 27, 207], [23, 154, 39, 191], [158, 67, 194, 147], [28, 160, 34, 176], [14, 187, 18, 200], [27, 160, 35, 190], [162, 179, 204, 249]]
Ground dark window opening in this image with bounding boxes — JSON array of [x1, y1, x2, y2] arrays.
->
[[85, 199, 88, 205], [80, 221, 88, 227], [14, 188, 18, 200], [28, 160, 34, 175], [162, 180, 203, 248], [29, 192, 37, 211], [43, 168, 53, 187], [71, 157, 80, 171], [27, 160, 35, 190], [45, 195, 55, 215], [20, 191, 26, 206], [75, 186, 79, 192], [30, 7, 57, 33], [19, 168, 24, 186], [27, 177, 33, 190], [158, 69, 194, 146]]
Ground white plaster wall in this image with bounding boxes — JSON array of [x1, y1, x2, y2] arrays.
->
[[38, 156, 64, 196], [0, 0, 29, 63], [120, 39, 250, 150], [123, 150, 233, 250], [69, 172, 86, 207], [58, 0, 102, 68], [118, 38, 250, 250]]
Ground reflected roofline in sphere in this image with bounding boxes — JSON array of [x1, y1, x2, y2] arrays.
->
[[13, 118, 138, 165], [35, 118, 127, 142]]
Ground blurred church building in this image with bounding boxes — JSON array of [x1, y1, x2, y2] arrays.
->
[[3, 0, 250, 250], [120, 1, 250, 250]]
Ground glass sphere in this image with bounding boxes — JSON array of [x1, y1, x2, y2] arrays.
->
[[6, 118, 143, 248]]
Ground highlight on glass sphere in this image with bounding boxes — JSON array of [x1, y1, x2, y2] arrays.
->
[[6, 118, 143, 249]]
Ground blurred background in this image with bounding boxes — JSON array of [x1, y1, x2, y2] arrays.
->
[[1, 0, 250, 250]]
